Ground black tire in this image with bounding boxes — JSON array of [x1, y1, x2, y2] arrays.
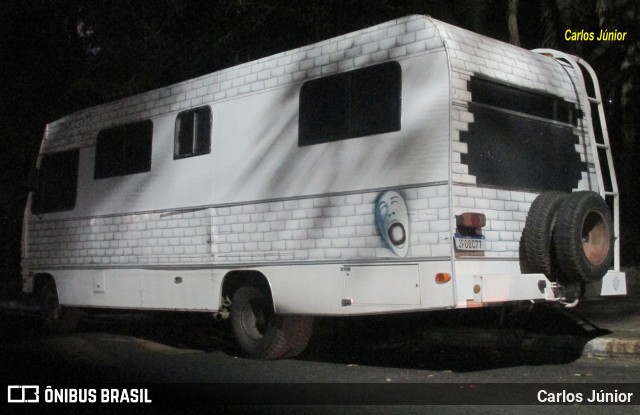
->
[[230, 286, 313, 359], [520, 191, 567, 278], [518, 228, 534, 274], [553, 191, 614, 282], [39, 279, 82, 333], [281, 315, 314, 359]]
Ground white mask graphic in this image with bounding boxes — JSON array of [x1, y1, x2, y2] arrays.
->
[[375, 190, 409, 257]]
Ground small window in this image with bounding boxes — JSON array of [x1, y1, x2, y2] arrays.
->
[[94, 120, 153, 179], [299, 62, 402, 146], [174, 106, 212, 159], [32, 149, 79, 214]]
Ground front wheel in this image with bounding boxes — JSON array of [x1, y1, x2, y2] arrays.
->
[[39, 279, 82, 333], [230, 286, 313, 359]]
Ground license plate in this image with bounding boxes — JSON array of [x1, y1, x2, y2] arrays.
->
[[454, 237, 486, 251]]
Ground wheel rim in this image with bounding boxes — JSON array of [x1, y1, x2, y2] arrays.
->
[[240, 300, 270, 340], [581, 210, 610, 266]]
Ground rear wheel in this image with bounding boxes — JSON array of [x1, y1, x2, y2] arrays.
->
[[230, 286, 313, 359], [39, 279, 82, 333]]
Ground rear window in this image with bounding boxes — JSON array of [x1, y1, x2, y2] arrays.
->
[[461, 77, 585, 192], [461, 106, 584, 192]]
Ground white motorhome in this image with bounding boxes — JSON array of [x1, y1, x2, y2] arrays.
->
[[22, 15, 627, 359]]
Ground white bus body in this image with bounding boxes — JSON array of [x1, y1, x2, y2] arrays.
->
[[22, 15, 626, 358]]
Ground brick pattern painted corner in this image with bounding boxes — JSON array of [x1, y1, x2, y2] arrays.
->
[[437, 20, 578, 100], [440, 21, 598, 192], [452, 185, 539, 257]]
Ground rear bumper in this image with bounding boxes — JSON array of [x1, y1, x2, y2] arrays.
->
[[591, 270, 627, 297], [459, 270, 626, 308], [468, 273, 554, 306]]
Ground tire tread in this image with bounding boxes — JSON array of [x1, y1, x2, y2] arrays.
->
[[521, 191, 567, 278]]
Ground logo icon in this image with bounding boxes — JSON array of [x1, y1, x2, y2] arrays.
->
[[8, 386, 39, 403], [375, 190, 409, 257]]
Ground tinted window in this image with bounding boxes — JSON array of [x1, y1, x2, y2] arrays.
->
[[32, 149, 79, 214], [94, 120, 153, 179], [299, 62, 402, 146], [469, 77, 576, 125], [461, 105, 584, 192], [174, 106, 212, 159]]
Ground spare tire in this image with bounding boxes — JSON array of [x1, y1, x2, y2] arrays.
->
[[520, 191, 567, 278], [553, 191, 614, 282]]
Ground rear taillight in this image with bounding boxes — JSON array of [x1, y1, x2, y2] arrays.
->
[[456, 212, 486, 229]]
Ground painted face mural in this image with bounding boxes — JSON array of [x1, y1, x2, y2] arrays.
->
[[375, 191, 409, 257]]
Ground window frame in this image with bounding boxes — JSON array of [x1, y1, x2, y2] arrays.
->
[[174, 106, 212, 160]]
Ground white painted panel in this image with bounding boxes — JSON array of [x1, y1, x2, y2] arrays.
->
[[73, 116, 216, 217], [55, 270, 96, 305], [56, 269, 221, 310], [214, 52, 450, 205], [257, 262, 455, 315], [454, 258, 521, 277], [472, 274, 552, 303], [454, 259, 521, 306], [344, 264, 421, 305], [140, 269, 219, 310], [418, 261, 455, 308], [265, 264, 346, 315], [56, 269, 143, 308], [51, 52, 450, 219]]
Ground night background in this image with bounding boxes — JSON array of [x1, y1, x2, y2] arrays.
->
[[1, 0, 639, 297]]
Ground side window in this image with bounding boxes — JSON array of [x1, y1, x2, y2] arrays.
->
[[94, 120, 153, 179], [299, 61, 402, 146], [32, 149, 79, 214], [174, 106, 212, 159]]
